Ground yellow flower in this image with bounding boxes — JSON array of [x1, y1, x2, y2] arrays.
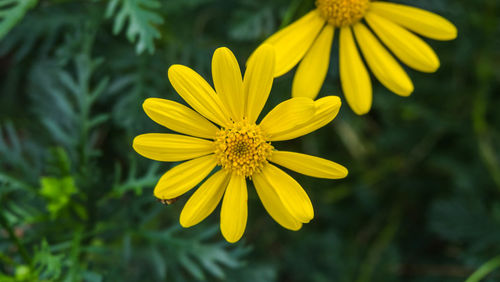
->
[[255, 0, 457, 115], [132, 45, 348, 243]]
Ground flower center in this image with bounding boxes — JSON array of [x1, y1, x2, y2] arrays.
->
[[315, 0, 370, 27], [215, 119, 273, 178]]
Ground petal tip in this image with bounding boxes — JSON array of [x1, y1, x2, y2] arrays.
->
[[167, 65, 178, 81], [426, 59, 440, 73], [325, 95, 342, 106], [222, 232, 242, 244], [214, 46, 231, 53], [300, 214, 314, 224], [167, 64, 188, 80], [339, 166, 349, 178], [399, 84, 414, 97], [249, 44, 277, 74], [142, 98, 157, 112], [351, 103, 372, 115], [447, 24, 458, 40], [153, 187, 163, 200], [167, 64, 182, 74], [131, 135, 142, 150], [179, 215, 194, 228], [213, 47, 236, 62]]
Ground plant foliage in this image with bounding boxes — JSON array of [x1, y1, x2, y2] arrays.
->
[[106, 0, 164, 54], [0, 0, 37, 40], [0, 0, 499, 281]]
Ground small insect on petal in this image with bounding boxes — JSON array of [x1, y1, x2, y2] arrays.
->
[[157, 197, 180, 205]]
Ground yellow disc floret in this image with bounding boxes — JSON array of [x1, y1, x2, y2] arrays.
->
[[215, 119, 273, 178], [316, 0, 370, 27]]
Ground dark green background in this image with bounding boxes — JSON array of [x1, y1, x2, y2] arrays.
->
[[1, 0, 499, 281]]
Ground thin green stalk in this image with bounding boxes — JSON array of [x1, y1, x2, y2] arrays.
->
[[0, 210, 31, 265], [356, 206, 401, 282], [465, 256, 500, 282], [280, 0, 303, 28], [472, 54, 500, 190]]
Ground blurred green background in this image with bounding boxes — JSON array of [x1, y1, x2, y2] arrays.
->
[[1, 0, 499, 281]]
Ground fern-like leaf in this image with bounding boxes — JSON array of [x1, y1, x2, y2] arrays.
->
[[106, 0, 164, 54], [0, 0, 37, 40]]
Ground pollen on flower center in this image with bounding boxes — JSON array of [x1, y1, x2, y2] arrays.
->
[[215, 119, 273, 178], [315, 0, 370, 27]]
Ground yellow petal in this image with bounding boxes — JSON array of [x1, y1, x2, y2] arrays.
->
[[179, 170, 229, 227], [339, 27, 372, 115], [243, 44, 275, 124], [168, 65, 230, 127], [220, 173, 247, 243], [273, 96, 341, 141], [270, 151, 348, 179], [258, 164, 313, 223], [143, 98, 218, 139], [153, 155, 217, 199], [252, 173, 302, 231], [133, 133, 214, 162], [353, 23, 414, 97], [212, 47, 244, 121], [365, 12, 439, 73], [258, 10, 326, 77], [292, 25, 334, 99], [369, 2, 457, 41], [259, 97, 315, 141]]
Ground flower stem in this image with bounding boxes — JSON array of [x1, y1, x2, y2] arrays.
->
[[465, 255, 500, 282]]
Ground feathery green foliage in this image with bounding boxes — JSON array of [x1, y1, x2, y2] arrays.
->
[[1, 0, 499, 281], [106, 0, 164, 54], [0, 0, 37, 40]]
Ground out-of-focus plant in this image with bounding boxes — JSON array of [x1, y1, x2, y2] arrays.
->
[[1, 0, 499, 281]]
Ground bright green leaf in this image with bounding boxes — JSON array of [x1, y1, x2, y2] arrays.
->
[[40, 176, 78, 218]]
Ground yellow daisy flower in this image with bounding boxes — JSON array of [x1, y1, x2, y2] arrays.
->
[[255, 0, 457, 115], [132, 45, 348, 243]]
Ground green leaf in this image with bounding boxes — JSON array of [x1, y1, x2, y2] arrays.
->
[[429, 198, 500, 253], [0, 0, 37, 40], [33, 240, 64, 280], [105, 0, 164, 54], [40, 176, 78, 218]]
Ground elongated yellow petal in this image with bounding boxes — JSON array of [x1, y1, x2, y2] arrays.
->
[[252, 173, 302, 231], [274, 96, 341, 141], [212, 47, 244, 121], [369, 2, 457, 41], [133, 133, 214, 162], [292, 25, 334, 99], [180, 170, 229, 227], [365, 12, 439, 73], [270, 151, 348, 179], [259, 97, 315, 141], [153, 155, 217, 199], [243, 44, 275, 124], [258, 10, 325, 77], [143, 98, 218, 139], [339, 27, 372, 115], [259, 164, 313, 223], [168, 65, 230, 127], [353, 23, 414, 97], [220, 173, 247, 243]]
